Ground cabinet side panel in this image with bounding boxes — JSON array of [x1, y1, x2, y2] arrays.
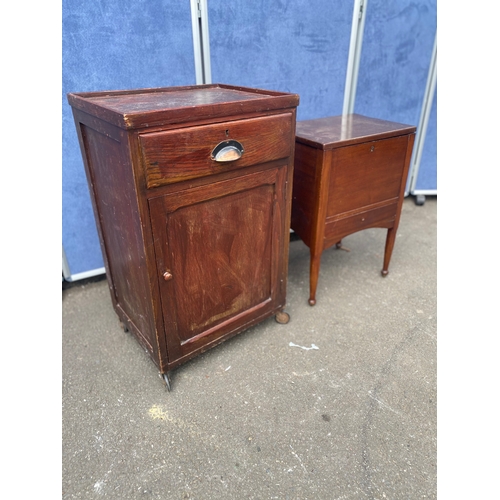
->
[[80, 124, 157, 354], [290, 143, 318, 247]]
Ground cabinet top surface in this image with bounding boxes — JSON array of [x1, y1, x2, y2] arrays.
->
[[296, 114, 416, 150], [68, 84, 299, 130]]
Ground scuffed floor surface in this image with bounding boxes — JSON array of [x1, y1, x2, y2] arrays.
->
[[63, 196, 436, 499]]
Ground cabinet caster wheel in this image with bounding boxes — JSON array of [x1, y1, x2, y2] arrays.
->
[[415, 194, 426, 206], [308, 298, 316, 306], [381, 270, 389, 277], [120, 321, 129, 333], [161, 372, 172, 391], [275, 311, 290, 324]]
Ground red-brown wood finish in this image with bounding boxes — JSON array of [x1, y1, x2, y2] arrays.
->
[[290, 114, 416, 306], [68, 84, 299, 385]]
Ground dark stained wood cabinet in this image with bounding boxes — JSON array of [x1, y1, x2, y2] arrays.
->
[[290, 114, 416, 306], [68, 84, 299, 389]]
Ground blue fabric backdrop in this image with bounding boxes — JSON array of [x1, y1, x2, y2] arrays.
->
[[354, 0, 437, 192], [355, 0, 436, 124], [415, 88, 437, 191], [62, 0, 195, 275], [208, 0, 353, 121], [62, 0, 437, 277]]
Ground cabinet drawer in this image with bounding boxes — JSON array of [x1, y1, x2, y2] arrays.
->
[[324, 202, 398, 247], [140, 113, 293, 188]]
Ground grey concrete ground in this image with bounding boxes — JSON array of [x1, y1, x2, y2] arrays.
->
[[62, 196, 437, 500]]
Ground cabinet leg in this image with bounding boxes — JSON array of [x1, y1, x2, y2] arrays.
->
[[382, 227, 397, 277], [161, 372, 172, 391], [275, 311, 290, 324], [309, 251, 321, 306]]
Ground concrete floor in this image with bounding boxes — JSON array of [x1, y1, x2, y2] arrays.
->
[[62, 196, 437, 499]]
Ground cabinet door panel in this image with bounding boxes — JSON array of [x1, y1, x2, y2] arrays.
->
[[149, 166, 286, 364], [328, 135, 408, 216]]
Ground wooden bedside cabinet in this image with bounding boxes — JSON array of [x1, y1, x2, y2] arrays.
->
[[290, 114, 416, 306], [68, 84, 299, 389]]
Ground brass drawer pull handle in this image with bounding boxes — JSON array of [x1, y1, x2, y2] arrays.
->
[[211, 140, 244, 162], [163, 271, 173, 281]]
